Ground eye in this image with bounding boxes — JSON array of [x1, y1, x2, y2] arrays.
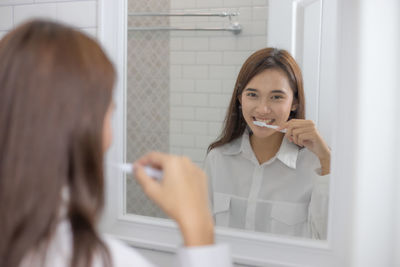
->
[[271, 95, 284, 100], [246, 92, 257, 97]]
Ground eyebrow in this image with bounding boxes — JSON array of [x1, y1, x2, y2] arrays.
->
[[244, 88, 258, 92], [270, 89, 287, 94], [244, 88, 288, 94]]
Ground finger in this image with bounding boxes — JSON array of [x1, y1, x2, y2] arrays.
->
[[288, 120, 316, 140], [136, 151, 170, 170], [293, 127, 316, 145], [276, 121, 289, 132], [287, 119, 315, 129], [285, 124, 295, 142], [134, 163, 162, 203], [291, 127, 315, 145], [298, 132, 315, 147]]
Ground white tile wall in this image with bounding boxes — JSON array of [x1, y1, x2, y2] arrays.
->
[[0, 0, 33, 6], [170, 51, 196, 64], [209, 65, 237, 79], [170, 0, 196, 10], [195, 135, 215, 148], [14, 3, 57, 25], [169, 0, 268, 165], [171, 79, 195, 92], [0, 0, 97, 40], [171, 106, 195, 120], [195, 80, 221, 93], [253, 6, 268, 20], [170, 65, 182, 78], [182, 147, 206, 162], [209, 37, 236, 50], [208, 93, 230, 108], [56, 1, 96, 28], [183, 93, 208, 106], [170, 134, 195, 147], [182, 121, 208, 134], [182, 65, 208, 79], [195, 107, 223, 121], [170, 37, 182, 50], [196, 0, 222, 8], [183, 37, 209, 50], [0, 6, 13, 30], [222, 79, 235, 93]]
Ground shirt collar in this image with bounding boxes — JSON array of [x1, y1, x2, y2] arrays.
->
[[221, 128, 299, 169]]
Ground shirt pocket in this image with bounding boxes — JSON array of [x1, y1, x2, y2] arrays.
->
[[213, 192, 231, 227], [270, 202, 309, 236]]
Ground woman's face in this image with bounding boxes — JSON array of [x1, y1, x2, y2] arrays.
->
[[239, 69, 297, 139], [102, 101, 115, 152]]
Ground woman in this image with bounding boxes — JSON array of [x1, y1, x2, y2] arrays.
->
[[0, 20, 231, 267], [205, 48, 330, 239]]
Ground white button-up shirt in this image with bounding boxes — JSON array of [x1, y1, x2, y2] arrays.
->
[[204, 130, 329, 239], [20, 188, 232, 267], [20, 219, 232, 267]]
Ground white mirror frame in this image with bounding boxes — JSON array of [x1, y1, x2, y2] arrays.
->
[[98, 0, 400, 266]]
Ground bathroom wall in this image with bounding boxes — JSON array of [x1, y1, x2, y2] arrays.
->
[[0, 0, 97, 39], [168, 0, 268, 166], [125, 0, 170, 217]]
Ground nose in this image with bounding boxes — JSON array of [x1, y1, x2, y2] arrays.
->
[[257, 99, 271, 114]]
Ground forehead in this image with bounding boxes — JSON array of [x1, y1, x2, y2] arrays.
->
[[245, 69, 292, 94]]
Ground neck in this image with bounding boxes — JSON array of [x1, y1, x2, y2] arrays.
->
[[249, 132, 284, 164]]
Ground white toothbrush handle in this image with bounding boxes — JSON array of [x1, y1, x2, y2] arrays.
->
[[115, 163, 163, 181], [143, 166, 163, 181], [252, 121, 287, 133]]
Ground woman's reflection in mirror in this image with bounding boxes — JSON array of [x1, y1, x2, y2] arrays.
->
[[205, 48, 330, 239]]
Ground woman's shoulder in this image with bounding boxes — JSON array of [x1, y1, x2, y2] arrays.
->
[[102, 235, 156, 267], [207, 137, 242, 158]]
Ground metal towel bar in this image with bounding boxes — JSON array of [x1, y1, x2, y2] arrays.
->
[[128, 12, 239, 17], [128, 22, 242, 35]]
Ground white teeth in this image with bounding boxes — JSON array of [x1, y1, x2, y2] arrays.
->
[[255, 118, 274, 124]]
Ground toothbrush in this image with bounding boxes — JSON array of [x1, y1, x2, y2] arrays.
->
[[113, 163, 163, 181], [252, 121, 287, 133]]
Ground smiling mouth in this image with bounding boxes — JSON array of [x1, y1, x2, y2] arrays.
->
[[253, 117, 275, 125]]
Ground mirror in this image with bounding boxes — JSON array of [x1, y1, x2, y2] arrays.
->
[[124, 0, 331, 240]]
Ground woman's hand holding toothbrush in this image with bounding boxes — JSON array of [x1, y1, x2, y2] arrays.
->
[[133, 152, 214, 247], [277, 119, 331, 175]]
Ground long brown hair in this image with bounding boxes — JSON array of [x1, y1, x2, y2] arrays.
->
[[208, 47, 305, 152], [0, 20, 115, 267]]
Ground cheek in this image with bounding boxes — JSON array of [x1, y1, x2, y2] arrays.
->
[[241, 99, 255, 116], [274, 102, 293, 120], [102, 113, 113, 152]]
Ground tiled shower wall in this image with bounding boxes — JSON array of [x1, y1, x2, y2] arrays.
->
[[168, 0, 269, 166], [125, 0, 170, 217], [0, 0, 97, 39]]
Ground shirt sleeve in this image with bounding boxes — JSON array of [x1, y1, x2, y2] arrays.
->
[[176, 243, 232, 267], [103, 235, 232, 267], [203, 151, 216, 215], [308, 170, 330, 239], [102, 235, 157, 267]]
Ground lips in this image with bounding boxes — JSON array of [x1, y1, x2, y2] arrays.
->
[[253, 117, 275, 125]]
